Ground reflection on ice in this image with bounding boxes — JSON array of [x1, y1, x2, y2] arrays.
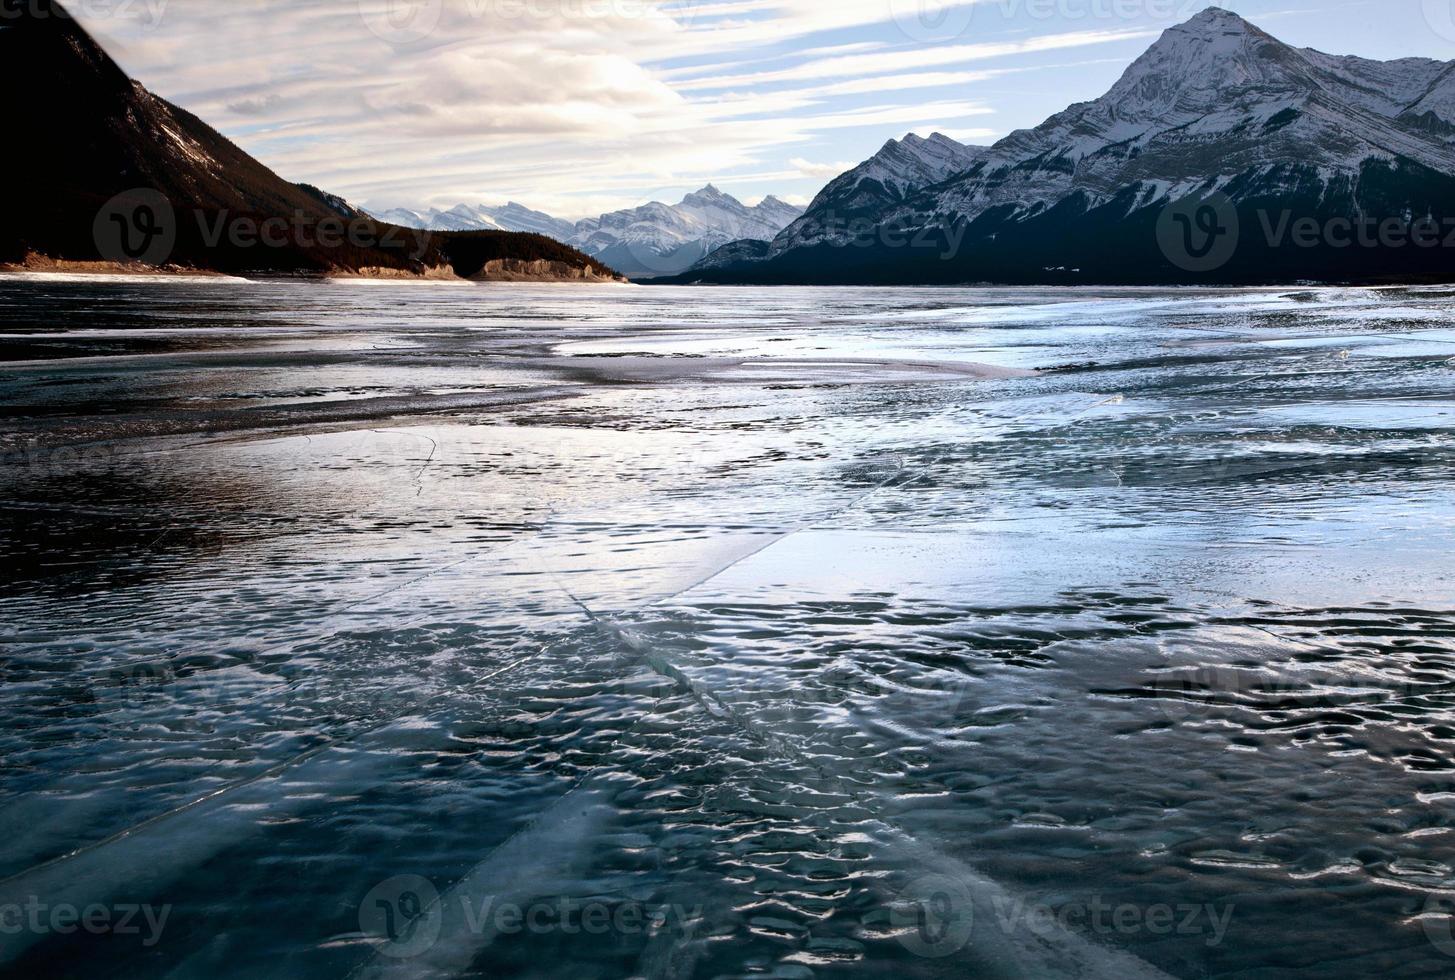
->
[[0, 280, 1452, 978]]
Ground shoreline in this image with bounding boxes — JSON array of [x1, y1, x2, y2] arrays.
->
[[5, 265, 1447, 293], [0, 257, 241, 280], [0, 267, 633, 286], [1, 254, 627, 285], [0, 269, 251, 285]]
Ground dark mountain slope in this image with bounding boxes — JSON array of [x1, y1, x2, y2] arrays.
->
[[1, 0, 617, 280]]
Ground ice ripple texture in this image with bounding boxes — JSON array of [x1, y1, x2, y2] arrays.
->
[[0, 280, 1452, 978]]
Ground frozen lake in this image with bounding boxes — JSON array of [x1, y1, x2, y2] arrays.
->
[[1, 278, 1453, 978]]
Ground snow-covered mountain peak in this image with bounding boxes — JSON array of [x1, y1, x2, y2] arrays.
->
[[764, 132, 987, 255], [702, 7, 1455, 282], [682, 184, 729, 205], [568, 185, 803, 278], [908, 6, 1455, 229], [904, 131, 965, 149], [368, 201, 578, 239], [1105, 7, 1298, 120], [754, 195, 806, 223], [1180, 5, 1254, 32], [860, 133, 986, 188], [882, 132, 973, 161], [374, 184, 800, 279]]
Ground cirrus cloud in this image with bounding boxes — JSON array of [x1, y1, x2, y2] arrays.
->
[[71, 0, 1204, 218]]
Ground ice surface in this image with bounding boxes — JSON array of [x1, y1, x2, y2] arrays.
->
[[0, 280, 1452, 977]]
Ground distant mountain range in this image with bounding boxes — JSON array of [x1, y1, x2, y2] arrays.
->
[[672, 7, 1455, 285], [13, 2, 1455, 287], [373, 188, 803, 280], [2, 0, 619, 281], [370, 203, 578, 241]]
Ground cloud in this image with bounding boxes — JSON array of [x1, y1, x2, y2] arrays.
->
[[672, 27, 1156, 90], [69, 0, 1154, 217], [789, 157, 859, 179]]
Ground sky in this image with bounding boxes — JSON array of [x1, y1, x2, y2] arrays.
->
[[74, 0, 1455, 220]]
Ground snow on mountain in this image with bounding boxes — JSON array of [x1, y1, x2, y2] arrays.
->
[[373, 186, 801, 279], [675, 6, 1455, 284], [688, 239, 772, 272], [771, 133, 986, 253], [370, 206, 432, 228], [569, 186, 803, 278], [675, 186, 803, 243], [484, 202, 581, 240], [898, 7, 1455, 229], [369, 202, 576, 240], [757, 7, 1455, 261]]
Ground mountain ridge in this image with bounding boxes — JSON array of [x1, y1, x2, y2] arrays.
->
[[675, 7, 1455, 285], [3, 0, 621, 282], [769, 133, 988, 255], [572, 186, 803, 278], [374, 187, 804, 280], [369, 202, 578, 241]]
